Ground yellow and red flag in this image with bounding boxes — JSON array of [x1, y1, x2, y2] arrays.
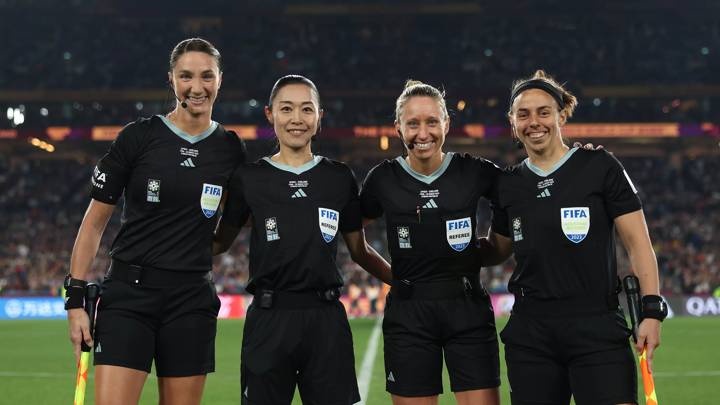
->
[[639, 348, 658, 405]]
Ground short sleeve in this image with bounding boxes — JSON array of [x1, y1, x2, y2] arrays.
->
[[360, 166, 384, 219], [602, 151, 642, 219], [487, 166, 510, 237], [226, 130, 248, 167], [221, 166, 251, 228], [90, 122, 140, 204], [339, 166, 362, 233]]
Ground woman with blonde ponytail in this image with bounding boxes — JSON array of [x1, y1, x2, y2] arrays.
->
[[360, 80, 504, 405]]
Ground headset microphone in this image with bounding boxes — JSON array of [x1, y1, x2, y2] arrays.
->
[[176, 95, 188, 109], [398, 130, 414, 150], [170, 84, 188, 109]]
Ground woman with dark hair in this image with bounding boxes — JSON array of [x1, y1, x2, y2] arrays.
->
[[214, 74, 392, 405], [65, 38, 245, 405], [486, 70, 665, 405]]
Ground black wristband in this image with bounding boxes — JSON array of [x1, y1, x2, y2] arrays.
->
[[64, 286, 85, 310], [641, 295, 668, 321]]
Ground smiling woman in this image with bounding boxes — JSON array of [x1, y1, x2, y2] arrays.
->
[[491, 70, 666, 405], [360, 80, 504, 405], [65, 37, 246, 405], [264, 75, 322, 158], [213, 74, 392, 405]]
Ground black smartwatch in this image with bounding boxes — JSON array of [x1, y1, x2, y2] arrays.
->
[[63, 274, 88, 310], [641, 295, 668, 321]]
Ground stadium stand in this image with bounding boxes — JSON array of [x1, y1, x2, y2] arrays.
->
[[1, 144, 717, 298]]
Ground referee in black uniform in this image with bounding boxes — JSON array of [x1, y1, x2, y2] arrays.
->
[[214, 75, 392, 405], [483, 70, 666, 405], [361, 80, 503, 405], [65, 38, 245, 405]]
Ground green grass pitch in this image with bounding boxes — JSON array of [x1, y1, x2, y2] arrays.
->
[[0, 317, 717, 404]]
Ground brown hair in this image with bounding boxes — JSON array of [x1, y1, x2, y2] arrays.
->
[[169, 38, 222, 72], [508, 70, 577, 119]]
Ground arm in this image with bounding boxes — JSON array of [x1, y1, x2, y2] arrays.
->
[[477, 229, 513, 267], [615, 209, 662, 371], [214, 166, 249, 255], [67, 199, 115, 363], [343, 229, 392, 285], [213, 220, 243, 255]]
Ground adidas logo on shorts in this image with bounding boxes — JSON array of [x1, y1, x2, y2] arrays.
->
[[387, 371, 395, 382]]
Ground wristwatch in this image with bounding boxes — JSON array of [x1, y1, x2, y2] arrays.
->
[[641, 295, 668, 321]]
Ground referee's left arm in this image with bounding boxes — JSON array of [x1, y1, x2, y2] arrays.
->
[[343, 230, 392, 285], [615, 209, 662, 372]]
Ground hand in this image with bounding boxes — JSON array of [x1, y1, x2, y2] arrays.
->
[[67, 308, 93, 364], [636, 318, 661, 373], [573, 141, 604, 150]]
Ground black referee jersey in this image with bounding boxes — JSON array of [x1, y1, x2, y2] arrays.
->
[[360, 152, 504, 282], [222, 156, 363, 293], [91, 115, 246, 272], [494, 148, 641, 307]]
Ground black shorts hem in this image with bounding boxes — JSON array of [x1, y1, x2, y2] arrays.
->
[[387, 386, 443, 397], [578, 397, 637, 405], [93, 358, 151, 374], [450, 378, 501, 393], [156, 365, 215, 378]]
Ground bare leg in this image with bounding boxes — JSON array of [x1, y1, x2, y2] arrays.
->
[[454, 388, 500, 405], [158, 375, 207, 405], [95, 365, 148, 405], [391, 394, 439, 405]]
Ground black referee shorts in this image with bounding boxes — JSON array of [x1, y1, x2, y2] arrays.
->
[[382, 290, 500, 397], [93, 266, 220, 377], [241, 299, 360, 405], [500, 309, 637, 405]]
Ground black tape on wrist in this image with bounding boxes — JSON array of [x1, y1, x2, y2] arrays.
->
[[64, 286, 85, 310]]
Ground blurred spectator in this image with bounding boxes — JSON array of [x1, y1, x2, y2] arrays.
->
[[1, 149, 717, 297]]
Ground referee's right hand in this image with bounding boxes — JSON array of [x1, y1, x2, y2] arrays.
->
[[68, 308, 93, 364]]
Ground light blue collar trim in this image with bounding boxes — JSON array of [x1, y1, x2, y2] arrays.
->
[[524, 147, 578, 177], [262, 155, 323, 175], [158, 115, 218, 144], [396, 152, 455, 185]]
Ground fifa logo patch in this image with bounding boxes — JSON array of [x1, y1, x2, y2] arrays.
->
[[560, 207, 590, 243], [318, 207, 339, 243], [146, 179, 160, 202], [200, 183, 222, 218], [265, 217, 280, 241], [397, 226, 412, 249], [512, 217, 523, 242], [446, 217, 472, 252]]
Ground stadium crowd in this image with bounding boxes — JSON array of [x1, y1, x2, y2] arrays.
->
[[1, 151, 717, 299], [1, 7, 719, 128]]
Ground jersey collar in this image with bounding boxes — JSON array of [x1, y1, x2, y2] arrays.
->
[[262, 155, 323, 175], [395, 152, 455, 185], [523, 147, 578, 177], [157, 115, 218, 144]]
